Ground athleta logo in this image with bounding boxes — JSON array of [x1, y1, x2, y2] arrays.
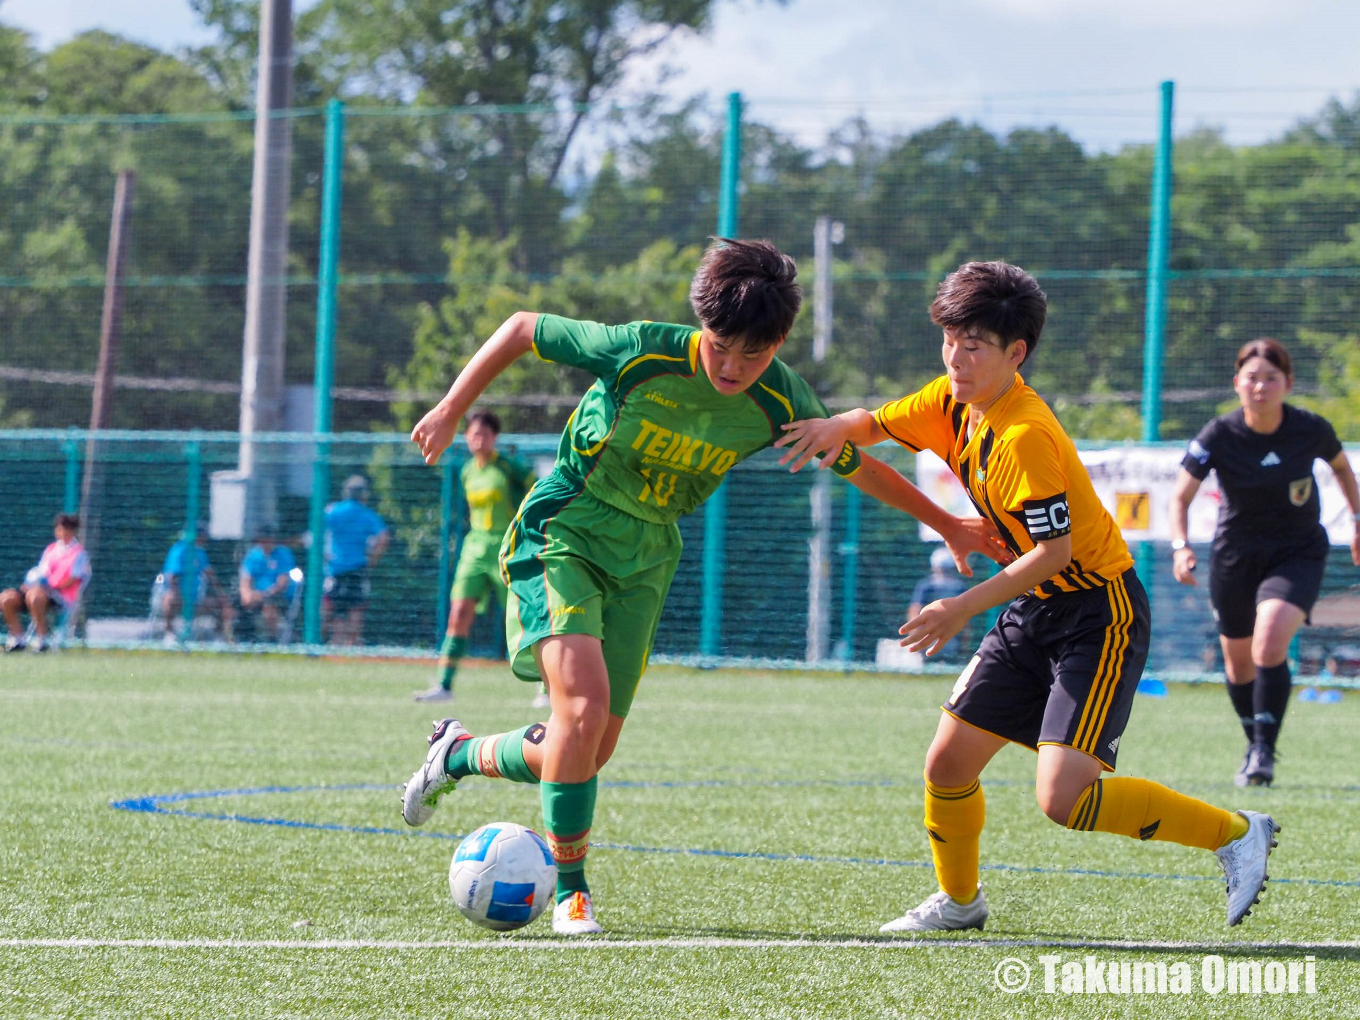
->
[[632, 418, 739, 477], [1260, 451, 1281, 467], [644, 390, 679, 409], [1022, 495, 1072, 539]]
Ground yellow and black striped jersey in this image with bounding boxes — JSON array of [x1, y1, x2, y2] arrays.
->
[[875, 375, 1132, 599]]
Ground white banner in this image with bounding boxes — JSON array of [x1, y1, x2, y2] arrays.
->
[[916, 446, 1358, 546]]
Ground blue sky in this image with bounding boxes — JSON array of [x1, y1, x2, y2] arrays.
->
[[3, 0, 1358, 150]]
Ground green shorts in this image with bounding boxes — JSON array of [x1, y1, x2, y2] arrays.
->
[[500, 471, 682, 718], [450, 533, 507, 613]]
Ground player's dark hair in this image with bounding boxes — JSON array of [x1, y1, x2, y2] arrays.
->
[[930, 261, 1047, 359], [54, 513, 79, 532], [467, 409, 502, 434], [689, 238, 802, 350], [1235, 337, 1293, 379]]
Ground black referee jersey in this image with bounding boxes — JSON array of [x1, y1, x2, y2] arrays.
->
[[1181, 404, 1342, 550]]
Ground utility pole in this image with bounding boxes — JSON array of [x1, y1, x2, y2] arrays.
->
[[81, 168, 136, 575], [238, 0, 294, 535], [806, 215, 843, 664]]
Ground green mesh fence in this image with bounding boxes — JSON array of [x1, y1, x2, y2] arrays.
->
[[1, 431, 1356, 684], [0, 111, 325, 431], [1, 89, 1358, 679]]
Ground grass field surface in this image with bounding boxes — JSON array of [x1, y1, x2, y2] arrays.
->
[[2, 653, 1358, 1018]]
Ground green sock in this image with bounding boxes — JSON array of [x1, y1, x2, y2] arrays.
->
[[437, 635, 467, 690], [541, 777, 597, 902], [446, 723, 541, 784]]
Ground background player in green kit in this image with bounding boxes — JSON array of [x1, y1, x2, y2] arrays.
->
[[414, 410, 542, 705], [401, 238, 1012, 935]]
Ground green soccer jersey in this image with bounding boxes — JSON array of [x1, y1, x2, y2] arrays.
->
[[532, 315, 861, 525], [461, 451, 536, 540]]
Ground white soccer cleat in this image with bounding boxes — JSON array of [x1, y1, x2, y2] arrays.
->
[[530, 688, 550, 710], [879, 887, 988, 933], [3, 635, 24, 653], [552, 891, 603, 935], [1215, 810, 1280, 926], [400, 718, 470, 827], [413, 686, 453, 703]]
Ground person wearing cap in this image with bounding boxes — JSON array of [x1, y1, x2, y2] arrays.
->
[[156, 521, 232, 639], [236, 527, 298, 642], [909, 546, 971, 661], [323, 475, 390, 646]]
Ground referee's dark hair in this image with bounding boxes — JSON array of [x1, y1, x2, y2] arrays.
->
[[466, 409, 502, 434], [1235, 337, 1293, 379], [930, 261, 1048, 360], [689, 238, 802, 350]]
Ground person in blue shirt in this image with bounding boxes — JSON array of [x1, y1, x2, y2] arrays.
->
[[156, 521, 232, 639], [324, 475, 390, 646], [236, 527, 299, 642], [909, 546, 971, 661]]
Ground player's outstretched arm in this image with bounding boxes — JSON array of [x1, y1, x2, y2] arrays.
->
[[900, 535, 1072, 657], [411, 312, 540, 466], [775, 409, 887, 472], [848, 453, 1013, 575]]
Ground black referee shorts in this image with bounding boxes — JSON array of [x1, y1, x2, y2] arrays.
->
[[1208, 528, 1329, 639], [942, 568, 1150, 771]]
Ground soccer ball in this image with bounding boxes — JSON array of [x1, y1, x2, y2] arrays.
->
[[448, 822, 557, 931]]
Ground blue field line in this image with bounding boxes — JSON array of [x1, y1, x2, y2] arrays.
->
[[108, 783, 1360, 890]]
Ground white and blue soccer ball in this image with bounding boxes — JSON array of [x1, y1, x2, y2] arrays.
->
[[449, 822, 557, 931]]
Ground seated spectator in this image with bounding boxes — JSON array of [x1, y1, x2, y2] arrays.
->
[[153, 521, 233, 640], [236, 527, 298, 642], [2, 513, 91, 652]]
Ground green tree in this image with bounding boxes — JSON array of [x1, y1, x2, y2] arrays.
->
[[391, 231, 699, 433]]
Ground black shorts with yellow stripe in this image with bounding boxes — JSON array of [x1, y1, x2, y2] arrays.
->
[[942, 568, 1150, 771]]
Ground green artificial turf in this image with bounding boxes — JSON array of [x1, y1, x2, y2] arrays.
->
[[1, 652, 1357, 1018]]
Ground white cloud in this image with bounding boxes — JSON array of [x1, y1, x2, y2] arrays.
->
[[3, 0, 1357, 151], [0, 0, 217, 50]]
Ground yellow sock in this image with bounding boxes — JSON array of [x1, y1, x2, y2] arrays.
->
[[1223, 811, 1249, 844], [1066, 776, 1239, 851], [924, 776, 985, 903]]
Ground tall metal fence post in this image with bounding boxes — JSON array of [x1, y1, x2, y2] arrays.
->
[[181, 436, 203, 639], [305, 98, 345, 647], [1142, 80, 1175, 442], [1139, 81, 1175, 618], [62, 431, 80, 515], [436, 454, 457, 641], [700, 91, 743, 660], [838, 484, 861, 663]]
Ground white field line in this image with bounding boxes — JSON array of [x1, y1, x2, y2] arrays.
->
[[2, 937, 1357, 952]]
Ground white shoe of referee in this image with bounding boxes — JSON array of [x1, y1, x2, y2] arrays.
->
[[879, 887, 987, 933]]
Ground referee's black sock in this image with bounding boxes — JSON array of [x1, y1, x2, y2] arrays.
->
[[1253, 661, 1293, 751], [1225, 680, 1255, 744]]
